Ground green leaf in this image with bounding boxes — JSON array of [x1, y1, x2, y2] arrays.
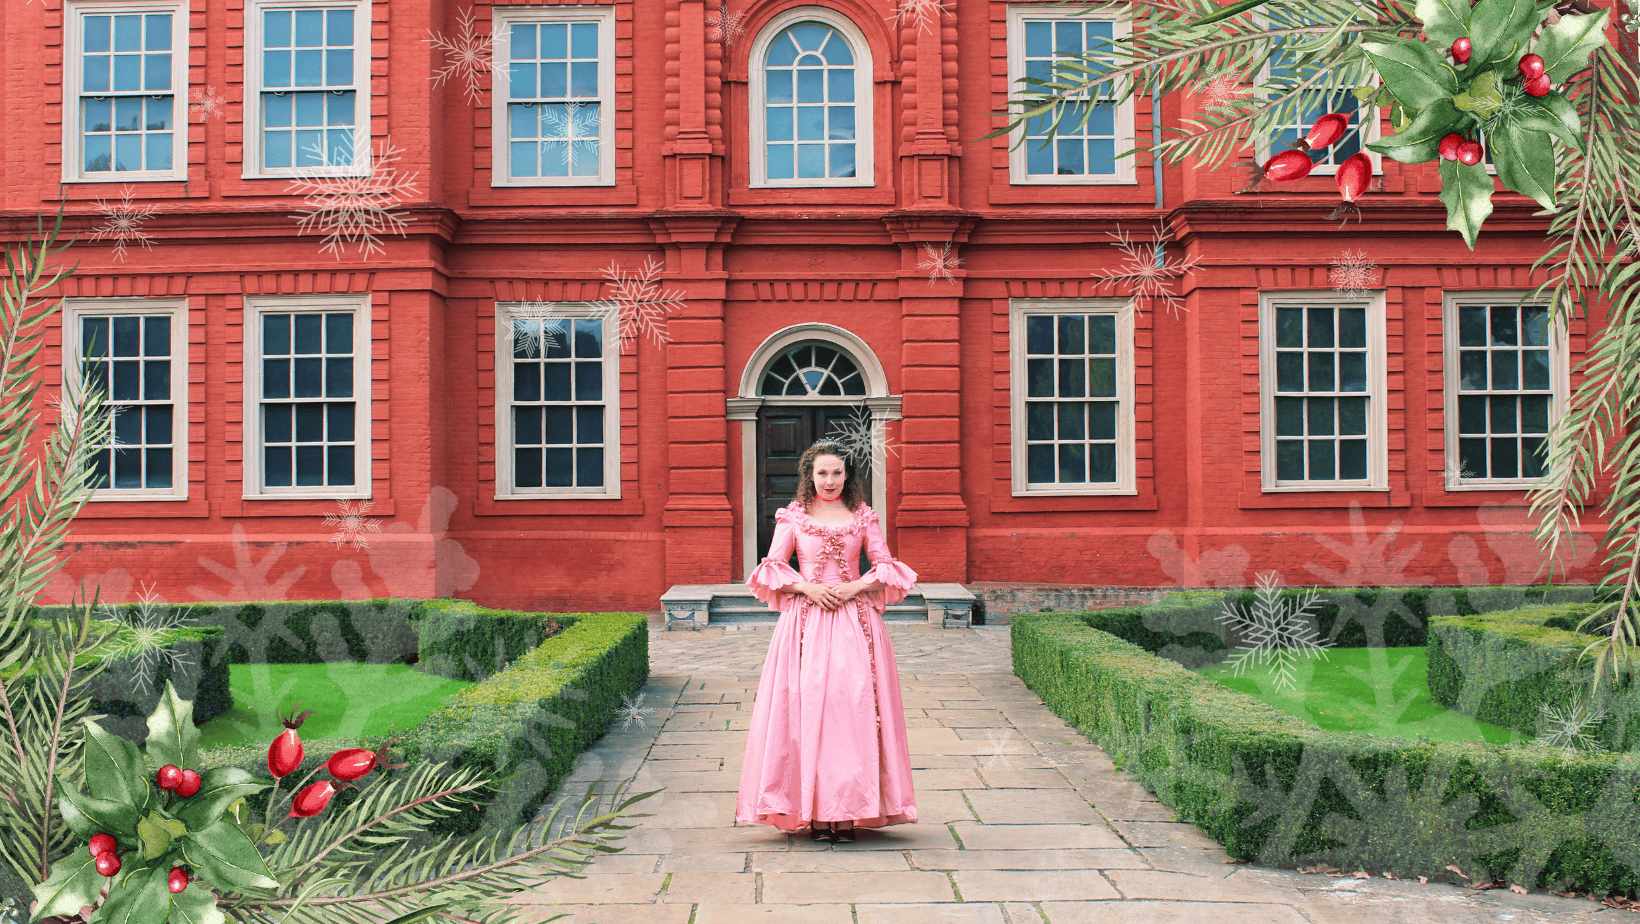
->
[[182, 820, 280, 892], [1467, 0, 1542, 69], [382, 905, 454, 924], [95, 865, 172, 924], [1438, 157, 1496, 249], [138, 812, 177, 861], [1533, 9, 1610, 84], [145, 680, 200, 772], [1523, 89, 1583, 151], [1453, 69, 1503, 119], [1416, 0, 1471, 46], [29, 852, 103, 922], [59, 781, 142, 838], [170, 880, 229, 924], [84, 719, 150, 809], [57, 785, 102, 840], [175, 767, 268, 832], [1366, 98, 1466, 164], [1491, 126, 1558, 211], [1363, 39, 1460, 110], [264, 827, 287, 845]]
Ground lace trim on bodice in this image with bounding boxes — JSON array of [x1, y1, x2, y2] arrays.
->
[[788, 501, 866, 582]]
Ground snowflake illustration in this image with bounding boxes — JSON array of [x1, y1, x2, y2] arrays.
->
[[1196, 72, 1247, 110], [100, 582, 195, 695], [426, 6, 494, 105], [885, 0, 953, 35], [1538, 697, 1610, 752], [287, 135, 420, 260], [618, 691, 654, 730], [323, 498, 384, 550], [707, 4, 747, 46], [504, 307, 570, 359], [543, 100, 601, 171], [1215, 571, 1332, 694], [188, 85, 226, 122], [1328, 249, 1377, 297], [917, 242, 962, 285], [1090, 221, 1203, 318], [1304, 501, 1423, 586], [188, 522, 306, 602], [831, 408, 901, 472], [90, 186, 158, 263], [980, 728, 1024, 772], [592, 257, 686, 354], [45, 385, 122, 450], [1443, 458, 1476, 488]]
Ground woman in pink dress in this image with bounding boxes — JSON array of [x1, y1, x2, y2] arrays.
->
[[736, 439, 919, 843]]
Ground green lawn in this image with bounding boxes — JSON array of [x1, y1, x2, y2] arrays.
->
[[1194, 646, 1532, 745], [196, 662, 476, 750]]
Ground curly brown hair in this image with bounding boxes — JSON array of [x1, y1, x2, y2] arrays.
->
[[796, 440, 866, 511]]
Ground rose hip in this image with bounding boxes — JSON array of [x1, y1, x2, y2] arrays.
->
[[88, 833, 116, 858], [1328, 153, 1372, 227], [1451, 37, 1472, 64], [156, 765, 183, 791], [267, 704, 315, 780], [168, 867, 190, 893], [1237, 149, 1313, 193], [1457, 140, 1484, 165], [1518, 53, 1545, 79], [326, 737, 406, 783], [1523, 73, 1551, 97], [1290, 112, 1350, 151], [1438, 133, 1465, 161], [289, 780, 351, 818], [95, 851, 121, 877], [174, 768, 202, 798]]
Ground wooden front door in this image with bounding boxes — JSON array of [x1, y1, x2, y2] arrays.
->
[[756, 406, 876, 571]]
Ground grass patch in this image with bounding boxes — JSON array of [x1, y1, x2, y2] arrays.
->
[[196, 662, 476, 750]]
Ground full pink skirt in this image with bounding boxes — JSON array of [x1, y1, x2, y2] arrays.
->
[[735, 597, 918, 830]]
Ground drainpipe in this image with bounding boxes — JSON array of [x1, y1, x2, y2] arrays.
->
[[1153, 97, 1164, 265]]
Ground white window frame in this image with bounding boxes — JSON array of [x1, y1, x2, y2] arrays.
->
[[1006, 4, 1136, 185], [63, 299, 189, 500], [490, 6, 617, 187], [1254, 18, 1383, 177], [242, 0, 372, 180], [62, 1, 190, 183], [242, 294, 372, 499], [493, 303, 622, 499], [1009, 298, 1137, 496], [1259, 290, 1388, 492], [748, 6, 875, 188], [1441, 291, 1569, 491]]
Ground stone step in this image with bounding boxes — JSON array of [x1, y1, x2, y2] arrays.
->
[[661, 583, 977, 630]]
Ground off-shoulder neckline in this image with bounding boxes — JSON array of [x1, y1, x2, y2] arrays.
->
[[787, 500, 869, 533]]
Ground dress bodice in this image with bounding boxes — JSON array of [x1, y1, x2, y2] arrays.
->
[[788, 503, 867, 583], [744, 500, 919, 613]]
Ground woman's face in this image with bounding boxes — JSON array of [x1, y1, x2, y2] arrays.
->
[[812, 454, 847, 502]]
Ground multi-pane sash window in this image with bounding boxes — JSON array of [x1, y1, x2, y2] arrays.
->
[[248, 2, 367, 175], [259, 311, 356, 489], [502, 310, 619, 495], [68, 5, 185, 181], [1270, 303, 1375, 484], [1258, 26, 1378, 175], [1011, 302, 1134, 495], [751, 8, 873, 187], [1450, 300, 1557, 483], [1009, 8, 1132, 183], [69, 306, 186, 496]]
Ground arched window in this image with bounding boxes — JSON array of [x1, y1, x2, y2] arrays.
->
[[758, 343, 868, 397], [749, 8, 873, 187]]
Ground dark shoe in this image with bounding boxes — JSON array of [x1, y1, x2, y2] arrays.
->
[[833, 826, 856, 844], [810, 824, 835, 843]]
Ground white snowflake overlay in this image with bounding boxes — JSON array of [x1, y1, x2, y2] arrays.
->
[[707, 5, 747, 46], [980, 728, 1024, 772], [544, 101, 601, 171], [1537, 697, 1609, 752], [91, 186, 158, 263], [832, 408, 901, 473], [886, 0, 953, 35], [1215, 571, 1333, 694], [917, 242, 962, 285], [102, 582, 196, 695], [1089, 221, 1203, 318], [618, 691, 655, 730], [324, 498, 384, 550], [287, 135, 421, 260], [1328, 248, 1377, 297], [594, 257, 686, 353], [188, 85, 227, 122], [427, 6, 495, 105], [1443, 458, 1476, 488], [1196, 72, 1247, 111], [505, 305, 570, 359]]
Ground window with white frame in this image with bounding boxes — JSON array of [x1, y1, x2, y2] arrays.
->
[[1257, 25, 1381, 175], [243, 296, 370, 498], [492, 7, 616, 186], [64, 3, 188, 182], [749, 8, 874, 187], [1260, 293, 1387, 490], [245, 1, 371, 177], [1010, 300, 1136, 495], [495, 306, 621, 497], [1443, 294, 1565, 488], [65, 301, 188, 498], [1007, 5, 1134, 184]]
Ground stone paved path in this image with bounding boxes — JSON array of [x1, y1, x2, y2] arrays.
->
[[501, 622, 1614, 924]]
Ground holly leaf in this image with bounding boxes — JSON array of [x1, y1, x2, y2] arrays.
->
[[1533, 8, 1611, 84], [95, 865, 172, 924], [1439, 158, 1495, 249], [1467, 0, 1542, 69], [28, 852, 102, 921], [1366, 97, 1466, 163], [84, 719, 150, 809], [145, 680, 200, 772], [1523, 89, 1583, 151], [59, 781, 141, 838], [1452, 69, 1503, 119], [175, 767, 268, 832], [137, 812, 176, 861], [1363, 39, 1460, 110], [170, 880, 229, 924], [182, 820, 280, 892], [1490, 126, 1558, 211], [1416, 0, 1470, 47]]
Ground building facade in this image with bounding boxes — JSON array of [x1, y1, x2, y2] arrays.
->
[[0, 0, 1621, 612]]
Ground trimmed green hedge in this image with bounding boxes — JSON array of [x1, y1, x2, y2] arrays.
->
[[1014, 589, 1640, 894]]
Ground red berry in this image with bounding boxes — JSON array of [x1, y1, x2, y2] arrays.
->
[[1457, 140, 1484, 165], [1297, 112, 1350, 151], [156, 765, 183, 791], [1518, 53, 1545, 79], [1438, 133, 1465, 161], [168, 867, 190, 893], [1265, 149, 1314, 182], [1336, 153, 1371, 204], [95, 851, 121, 877], [174, 768, 202, 798], [267, 705, 314, 780], [289, 780, 345, 818], [88, 833, 116, 858], [1523, 73, 1551, 97], [1452, 37, 1472, 64], [326, 737, 407, 783]]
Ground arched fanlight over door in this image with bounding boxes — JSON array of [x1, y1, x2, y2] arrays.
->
[[758, 342, 868, 397]]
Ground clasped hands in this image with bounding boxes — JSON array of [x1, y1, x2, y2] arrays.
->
[[797, 580, 865, 611]]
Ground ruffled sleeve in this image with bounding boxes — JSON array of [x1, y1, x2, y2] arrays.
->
[[745, 505, 803, 607], [858, 505, 918, 607]]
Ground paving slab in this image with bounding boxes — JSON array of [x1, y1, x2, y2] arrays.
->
[[760, 870, 957, 903], [750, 850, 913, 872], [961, 789, 1102, 825], [856, 904, 1009, 924], [693, 904, 854, 924], [910, 848, 1146, 871], [953, 869, 1121, 901], [516, 904, 692, 924], [659, 870, 757, 903], [1039, 900, 1313, 924], [950, 823, 1125, 851], [1105, 869, 1304, 904]]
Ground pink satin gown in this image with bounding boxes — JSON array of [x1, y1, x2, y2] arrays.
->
[[736, 500, 920, 831]]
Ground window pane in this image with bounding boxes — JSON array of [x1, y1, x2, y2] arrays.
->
[[1276, 396, 1303, 437], [1056, 402, 1084, 441], [1458, 395, 1486, 434], [1058, 443, 1086, 483], [1523, 436, 1547, 478], [1027, 444, 1053, 483], [515, 448, 542, 487], [575, 361, 602, 400], [296, 445, 324, 486], [1490, 352, 1518, 390], [1027, 358, 1053, 398], [1459, 305, 1487, 347], [578, 406, 603, 443], [115, 406, 142, 445], [326, 312, 352, 353], [1521, 394, 1550, 433], [326, 358, 352, 397], [1308, 352, 1335, 392], [265, 405, 292, 443], [146, 405, 172, 444], [143, 315, 170, 355], [544, 364, 571, 401], [1307, 307, 1334, 348], [296, 404, 324, 442], [294, 358, 323, 397], [294, 314, 322, 353], [1489, 396, 1517, 434], [1058, 359, 1084, 398], [515, 406, 543, 445], [113, 361, 141, 400], [1490, 305, 1517, 346], [1338, 307, 1365, 349], [1459, 438, 1487, 478], [1522, 350, 1550, 390], [1057, 315, 1084, 354], [1459, 351, 1486, 390], [1276, 352, 1303, 392], [1338, 396, 1367, 436], [114, 448, 143, 489], [83, 318, 110, 358], [1089, 315, 1115, 354], [144, 360, 169, 400], [1276, 440, 1303, 480], [146, 448, 172, 488], [113, 316, 141, 356], [766, 107, 793, 141], [1089, 401, 1115, 441], [88, 449, 111, 489], [1339, 439, 1367, 480], [1308, 439, 1335, 480], [1026, 316, 1053, 354], [1090, 443, 1115, 483], [577, 447, 605, 486], [1523, 306, 1548, 346], [1088, 357, 1115, 397], [544, 448, 573, 486], [328, 444, 353, 485], [1492, 437, 1519, 478], [265, 445, 292, 486], [1338, 352, 1366, 392], [515, 363, 540, 402], [1307, 397, 1335, 437], [1027, 402, 1052, 441], [328, 402, 353, 442]]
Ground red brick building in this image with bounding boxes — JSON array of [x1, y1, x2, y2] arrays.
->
[[0, 0, 1619, 613]]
